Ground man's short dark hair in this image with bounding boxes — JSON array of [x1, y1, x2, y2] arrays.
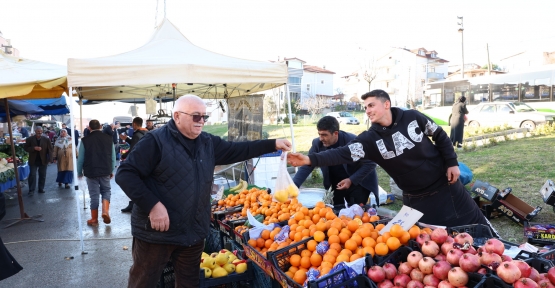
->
[[146, 119, 153, 123], [89, 120, 101, 130], [317, 116, 340, 134], [361, 89, 391, 103], [62, 123, 67, 127], [133, 117, 143, 127]]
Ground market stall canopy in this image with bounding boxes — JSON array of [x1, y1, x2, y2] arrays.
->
[[26, 95, 70, 115], [0, 100, 44, 118], [67, 19, 288, 100], [0, 51, 68, 100]]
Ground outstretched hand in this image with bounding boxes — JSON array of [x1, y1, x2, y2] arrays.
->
[[275, 139, 292, 151], [287, 153, 311, 167], [446, 166, 460, 184]]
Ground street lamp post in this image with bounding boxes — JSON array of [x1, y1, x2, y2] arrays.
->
[[457, 16, 465, 79]]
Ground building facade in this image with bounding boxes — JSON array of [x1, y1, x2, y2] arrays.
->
[[0, 31, 20, 57]]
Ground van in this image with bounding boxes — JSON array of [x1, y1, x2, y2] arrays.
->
[[113, 116, 133, 126], [29, 120, 63, 133]]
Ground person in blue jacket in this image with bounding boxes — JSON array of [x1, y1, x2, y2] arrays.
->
[[292, 116, 379, 207]]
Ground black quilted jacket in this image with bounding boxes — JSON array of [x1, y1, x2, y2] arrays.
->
[[115, 120, 276, 246]]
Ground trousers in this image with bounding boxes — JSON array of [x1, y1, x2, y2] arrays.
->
[[128, 237, 205, 288], [28, 164, 47, 192], [86, 176, 111, 209]]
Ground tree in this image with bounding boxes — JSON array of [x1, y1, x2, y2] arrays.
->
[[481, 63, 501, 71], [360, 57, 379, 91], [263, 95, 278, 124], [297, 94, 329, 118]]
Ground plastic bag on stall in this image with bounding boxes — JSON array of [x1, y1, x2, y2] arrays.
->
[[458, 162, 473, 185], [271, 152, 299, 203], [246, 210, 277, 240], [338, 199, 364, 219]]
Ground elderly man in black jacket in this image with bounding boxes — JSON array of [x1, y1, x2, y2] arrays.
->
[[24, 126, 53, 195], [115, 95, 291, 288], [293, 116, 379, 207]]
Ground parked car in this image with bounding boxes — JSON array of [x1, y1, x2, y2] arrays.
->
[[326, 111, 360, 125], [465, 102, 555, 130]]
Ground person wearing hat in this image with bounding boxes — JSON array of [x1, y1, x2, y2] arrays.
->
[[450, 95, 469, 148]]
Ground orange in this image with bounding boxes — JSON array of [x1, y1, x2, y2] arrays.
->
[[362, 246, 375, 257], [389, 224, 405, 238], [300, 256, 311, 269], [340, 228, 352, 238], [294, 232, 303, 242], [300, 207, 309, 216], [289, 266, 299, 274], [399, 231, 411, 244], [294, 211, 305, 221], [375, 242, 389, 256], [376, 236, 384, 244], [265, 239, 273, 249], [288, 218, 296, 226], [307, 240, 318, 252], [261, 230, 270, 240], [328, 234, 340, 245], [361, 213, 370, 223], [315, 201, 326, 208], [350, 254, 362, 262], [303, 220, 314, 229], [351, 234, 363, 246], [248, 238, 257, 247], [327, 227, 339, 237], [256, 237, 265, 248], [375, 223, 385, 231], [310, 253, 322, 267], [325, 211, 337, 220], [321, 266, 332, 276], [309, 227, 317, 237], [329, 242, 342, 253], [312, 214, 321, 223], [338, 232, 350, 244], [335, 253, 350, 264], [340, 249, 353, 257], [362, 237, 376, 248], [290, 224, 299, 233], [369, 215, 380, 222], [347, 220, 360, 233], [345, 239, 358, 252], [386, 237, 401, 251], [293, 270, 307, 285], [381, 232, 392, 242], [358, 227, 372, 239], [369, 231, 379, 240], [314, 231, 326, 242], [270, 227, 281, 240], [323, 254, 336, 264], [289, 254, 301, 267], [408, 226, 421, 239], [422, 227, 433, 235], [301, 229, 310, 237], [315, 221, 327, 232], [319, 207, 328, 218], [301, 249, 312, 258], [285, 271, 294, 279]]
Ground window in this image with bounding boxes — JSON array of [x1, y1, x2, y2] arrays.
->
[[431, 52, 436, 58], [419, 50, 425, 56], [428, 66, 435, 73], [321, 80, 324, 84], [307, 84, 310, 91], [290, 92, 300, 101], [480, 105, 496, 114], [288, 77, 301, 85]]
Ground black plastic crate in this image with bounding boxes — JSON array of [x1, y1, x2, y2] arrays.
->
[[525, 257, 554, 273], [539, 249, 555, 262], [157, 259, 254, 288], [241, 232, 277, 279], [481, 274, 512, 288], [204, 227, 223, 254], [373, 245, 412, 267], [269, 236, 313, 274], [308, 272, 376, 288], [448, 224, 494, 246]]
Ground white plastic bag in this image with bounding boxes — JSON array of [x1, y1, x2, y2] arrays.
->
[[271, 152, 299, 203], [338, 199, 364, 218], [247, 210, 277, 240]]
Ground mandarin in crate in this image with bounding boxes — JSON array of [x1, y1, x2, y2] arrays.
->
[[345, 239, 358, 252], [362, 237, 376, 248], [386, 237, 401, 251], [350, 254, 362, 262], [375, 242, 389, 256], [389, 224, 405, 238], [352, 234, 363, 246], [340, 249, 353, 257], [323, 254, 336, 264], [335, 253, 350, 264], [327, 227, 339, 237], [329, 243, 342, 253], [290, 254, 301, 267], [301, 250, 312, 258], [328, 234, 340, 245], [310, 253, 322, 267], [338, 233, 350, 244], [314, 231, 326, 242], [307, 240, 318, 252], [347, 220, 360, 233], [293, 270, 307, 284]]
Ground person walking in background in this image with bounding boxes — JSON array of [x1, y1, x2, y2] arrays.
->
[[103, 121, 121, 165], [24, 126, 53, 196], [46, 127, 56, 143], [119, 117, 148, 213], [145, 119, 155, 131], [78, 120, 116, 227], [53, 129, 77, 189], [450, 95, 469, 148], [292, 116, 379, 208], [73, 125, 80, 147], [115, 95, 291, 288], [83, 125, 90, 137]]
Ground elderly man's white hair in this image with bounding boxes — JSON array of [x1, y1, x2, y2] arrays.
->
[[175, 94, 205, 107]]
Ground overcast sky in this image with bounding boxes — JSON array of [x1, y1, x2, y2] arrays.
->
[[2, 0, 555, 121]]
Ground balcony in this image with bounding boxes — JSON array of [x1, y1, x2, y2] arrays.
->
[[427, 72, 444, 81]]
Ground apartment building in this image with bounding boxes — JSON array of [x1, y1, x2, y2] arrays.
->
[[0, 31, 20, 56]]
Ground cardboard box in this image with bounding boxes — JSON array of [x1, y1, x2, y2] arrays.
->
[[539, 179, 555, 206], [472, 196, 501, 219], [471, 180, 500, 201], [492, 189, 542, 225], [524, 222, 555, 245]]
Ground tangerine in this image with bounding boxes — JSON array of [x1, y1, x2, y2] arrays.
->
[[386, 237, 402, 251], [327, 227, 339, 237], [289, 254, 301, 267], [310, 253, 322, 267], [340, 249, 353, 257], [369, 215, 380, 222], [350, 254, 362, 262], [422, 227, 433, 235], [312, 214, 321, 223], [338, 233, 350, 244], [315, 221, 327, 232], [328, 234, 340, 245], [362, 237, 376, 248], [293, 270, 307, 284], [321, 266, 332, 276], [399, 231, 411, 244], [408, 226, 421, 239], [307, 240, 318, 252], [325, 211, 337, 220], [329, 243, 342, 253], [335, 253, 350, 264], [300, 256, 311, 269], [345, 239, 358, 252], [389, 224, 405, 238], [362, 246, 375, 257], [375, 242, 389, 256], [256, 237, 265, 248], [294, 211, 305, 221], [288, 266, 299, 274], [375, 223, 385, 231], [361, 213, 370, 223], [323, 254, 336, 264], [265, 239, 273, 249], [347, 220, 360, 233], [314, 231, 326, 242], [351, 234, 363, 246], [301, 249, 312, 258], [261, 230, 270, 240]]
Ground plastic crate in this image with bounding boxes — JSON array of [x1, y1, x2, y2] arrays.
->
[[308, 274, 376, 288], [481, 274, 511, 288], [269, 237, 314, 288], [198, 260, 254, 288], [211, 206, 243, 225], [525, 257, 554, 273], [306, 256, 374, 288], [242, 232, 277, 279], [448, 224, 494, 247], [204, 227, 223, 254], [373, 245, 413, 267], [539, 249, 555, 262]]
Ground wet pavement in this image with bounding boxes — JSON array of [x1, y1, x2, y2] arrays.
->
[[1, 163, 133, 287]]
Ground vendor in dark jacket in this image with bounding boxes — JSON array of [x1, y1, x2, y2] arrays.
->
[[115, 95, 292, 288], [288, 89, 499, 236], [293, 116, 379, 207]]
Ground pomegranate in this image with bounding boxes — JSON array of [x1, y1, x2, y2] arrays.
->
[[407, 280, 425, 288], [458, 253, 481, 273], [501, 254, 513, 262], [547, 266, 555, 284], [464, 245, 478, 255], [418, 257, 436, 275], [441, 241, 455, 255], [479, 251, 502, 266], [454, 233, 474, 245], [416, 233, 431, 246], [423, 274, 440, 287], [514, 278, 539, 288], [377, 279, 394, 288], [407, 251, 424, 269], [399, 262, 414, 275], [367, 265, 386, 283], [512, 260, 532, 278], [432, 260, 451, 280], [431, 228, 449, 244], [496, 261, 522, 284], [447, 267, 469, 287], [410, 268, 424, 282], [394, 273, 411, 287], [537, 278, 555, 288], [422, 241, 440, 257], [383, 263, 397, 280], [483, 238, 505, 255], [444, 236, 455, 244], [476, 267, 487, 275], [446, 249, 464, 266], [434, 254, 447, 262], [529, 268, 540, 282], [438, 280, 456, 288]]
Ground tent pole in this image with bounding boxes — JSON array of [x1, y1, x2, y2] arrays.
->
[[285, 83, 296, 153], [3, 98, 44, 228], [69, 88, 86, 254]]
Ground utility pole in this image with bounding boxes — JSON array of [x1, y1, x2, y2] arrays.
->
[[457, 16, 465, 79], [486, 43, 492, 76]]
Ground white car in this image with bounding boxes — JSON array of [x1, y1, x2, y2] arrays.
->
[[326, 112, 360, 125], [465, 102, 555, 130]]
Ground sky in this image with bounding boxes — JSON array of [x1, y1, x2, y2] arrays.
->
[[2, 0, 555, 121]]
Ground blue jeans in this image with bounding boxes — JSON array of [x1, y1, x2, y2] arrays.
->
[[28, 164, 47, 192], [86, 176, 111, 210]]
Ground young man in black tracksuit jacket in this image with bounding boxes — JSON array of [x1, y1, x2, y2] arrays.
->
[[288, 89, 498, 235]]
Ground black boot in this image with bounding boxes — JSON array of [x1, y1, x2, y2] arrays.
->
[[121, 201, 133, 213]]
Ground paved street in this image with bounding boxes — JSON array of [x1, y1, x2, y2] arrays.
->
[[1, 163, 133, 287]]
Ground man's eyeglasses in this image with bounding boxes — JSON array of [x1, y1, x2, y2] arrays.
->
[[176, 111, 209, 123]]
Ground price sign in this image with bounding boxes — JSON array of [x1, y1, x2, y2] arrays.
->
[[212, 186, 225, 201], [379, 205, 423, 235]]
